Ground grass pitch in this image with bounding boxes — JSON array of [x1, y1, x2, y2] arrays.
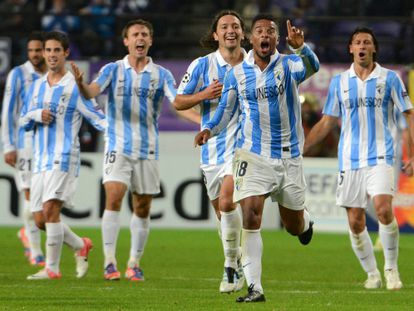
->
[[0, 227, 413, 310]]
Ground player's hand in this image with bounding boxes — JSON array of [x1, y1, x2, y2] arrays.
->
[[194, 129, 211, 146], [70, 61, 84, 85], [201, 79, 223, 100], [402, 158, 414, 177], [41, 109, 55, 125], [286, 20, 304, 49], [4, 151, 17, 167]]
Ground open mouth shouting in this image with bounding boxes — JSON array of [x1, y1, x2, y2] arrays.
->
[[136, 43, 145, 53], [259, 41, 271, 55]]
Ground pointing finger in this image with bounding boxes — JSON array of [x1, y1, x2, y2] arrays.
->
[[287, 19, 292, 37]]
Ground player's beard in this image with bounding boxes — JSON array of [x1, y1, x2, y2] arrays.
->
[[32, 57, 45, 71]]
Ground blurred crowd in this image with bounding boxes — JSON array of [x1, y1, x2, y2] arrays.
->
[[1, 0, 414, 64]]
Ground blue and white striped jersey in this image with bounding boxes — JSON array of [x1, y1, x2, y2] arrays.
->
[[204, 44, 319, 159], [20, 71, 106, 176], [94, 56, 176, 160], [323, 63, 413, 171], [1, 61, 44, 153], [178, 50, 246, 165]]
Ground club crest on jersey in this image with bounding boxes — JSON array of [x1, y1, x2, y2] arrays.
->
[[274, 70, 283, 82], [376, 84, 385, 94], [61, 93, 69, 103], [235, 178, 243, 191]]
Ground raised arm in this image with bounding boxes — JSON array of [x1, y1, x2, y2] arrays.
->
[[303, 115, 338, 154], [286, 20, 319, 80], [70, 61, 101, 99]]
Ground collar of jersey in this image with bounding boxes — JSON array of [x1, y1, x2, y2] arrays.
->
[[42, 70, 72, 86], [123, 55, 153, 73], [215, 48, 248, 67], [245, 49, 280, 69], [349, 62, 381, 80]]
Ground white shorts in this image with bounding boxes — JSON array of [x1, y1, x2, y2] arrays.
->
[[103, 152, 160, 195], [15, 147, 32, 191], [201, 160, 233, 201], [30, 170, 77, 213], [336, 164, 394, 208], [232, 149, 306, 210]]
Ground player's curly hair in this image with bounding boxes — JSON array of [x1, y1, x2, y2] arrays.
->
[[200, 10, 249, 50], [348, 27, 378, 62]]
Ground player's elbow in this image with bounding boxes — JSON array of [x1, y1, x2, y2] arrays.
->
[[173, 100, 186, 111]]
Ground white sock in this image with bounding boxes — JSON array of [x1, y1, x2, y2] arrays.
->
[[102, 210, 120, 267], [62, 223, 84, 251], [45, 222, 64, 274], [349, 228, 377, 274], [379, 218, 399, 270], [241, 228, 263, 293], [22, 201, 43, 258], [128, 214, 150, 268], [221, 209, 241, 269], [302, 209, 310, 233]]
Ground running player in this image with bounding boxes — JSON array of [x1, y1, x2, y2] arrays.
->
[[173, 10, 247, 293], [195, 15, 319, 302]]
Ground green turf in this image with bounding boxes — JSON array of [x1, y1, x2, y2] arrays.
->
[[0, 227, 413, 310]]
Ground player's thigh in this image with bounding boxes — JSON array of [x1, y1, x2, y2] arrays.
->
[[336, 168, 368, 208], [272, 157, 306, 211], [366, 164, 394, 198], [103, 152, 133, 186], [201, 163, 226, 201], [30, 172, 44, 213], [232, 149, 279, 203], [43, 170, 77, 205], [131, 159, 160, 195]]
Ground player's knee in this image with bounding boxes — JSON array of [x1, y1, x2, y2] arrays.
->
[[348, 220, 365, 234], [218, 196, 234, 212], [34, 218, 45, 230], [33, 211, 45, 230], [376, 206, 394, 225], [105, 195, 123, 211], [242, 210, 262, 229]]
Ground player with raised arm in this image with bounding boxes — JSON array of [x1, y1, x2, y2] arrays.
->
[[304, 27, 414, 290], [1, 32, 47, 267], [21, 31, 106, 280], [71, 19, 181, 281], [173, 10, 247, 293], [195, 15, 319, 302]]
